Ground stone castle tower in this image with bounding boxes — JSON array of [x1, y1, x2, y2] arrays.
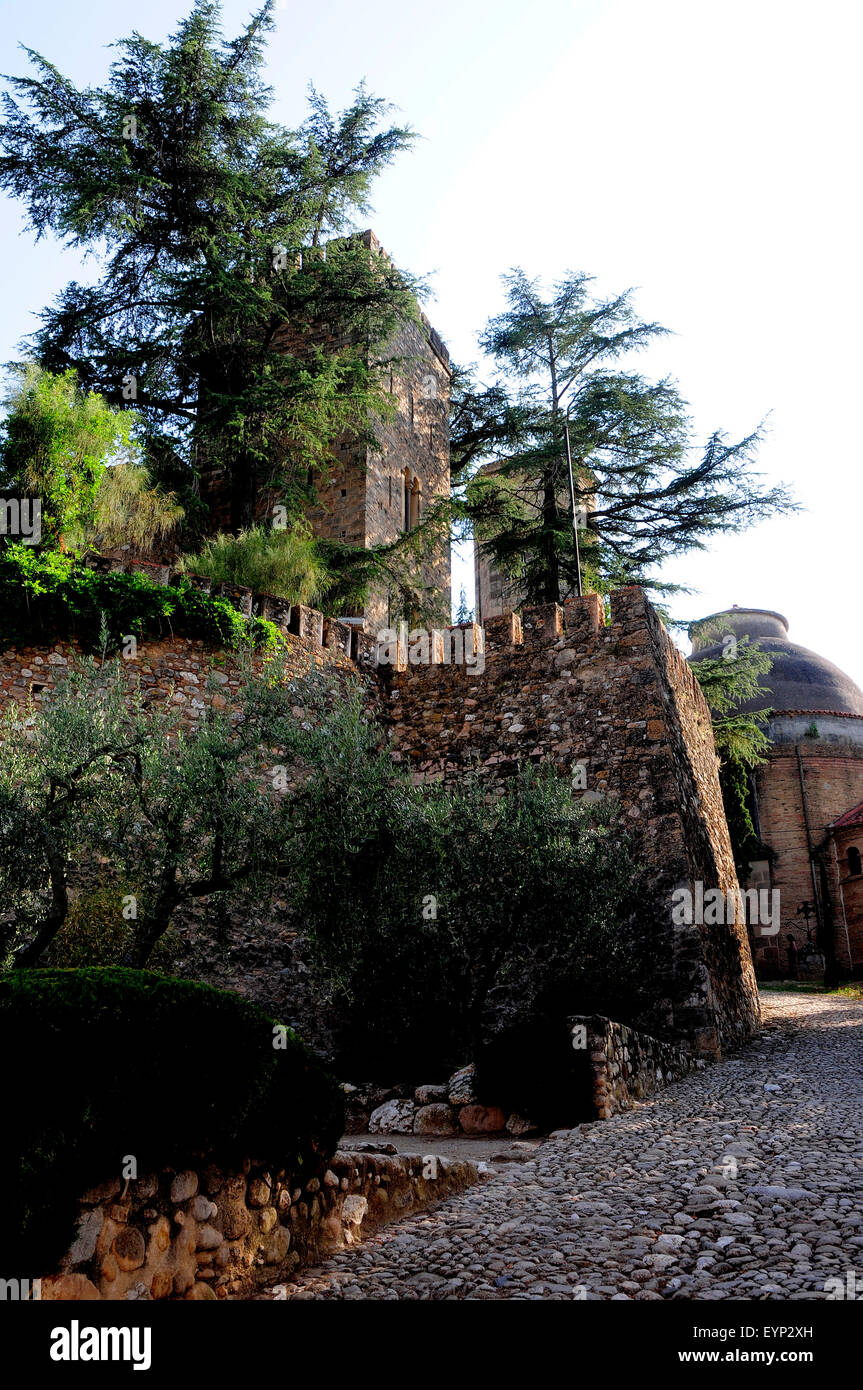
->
[[198, 230, 452, 633]]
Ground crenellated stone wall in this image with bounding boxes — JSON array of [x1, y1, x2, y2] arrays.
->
[[380, 588, 760, 1058], [0, 584, 760, 1061]]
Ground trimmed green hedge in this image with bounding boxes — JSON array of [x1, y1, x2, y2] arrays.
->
[[0, 545, 282, 651], [1, 968, 344, 1270]]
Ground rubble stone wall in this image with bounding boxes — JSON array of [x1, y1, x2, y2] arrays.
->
[[0, 585, 761, 1060], [0, 627, 361, 731], [41, 1149, 478, 1301], [381, 588, 760, 1057], [571, 1014, 704, 1120]]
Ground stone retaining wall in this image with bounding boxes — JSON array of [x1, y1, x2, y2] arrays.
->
[[572, 1014, 704, 1119], [41, 1149, 479, 1301]]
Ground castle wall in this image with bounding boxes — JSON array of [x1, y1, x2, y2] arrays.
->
[[381, 588, 760, 1057], [0, 585, 761, 1060], [0, 630, 358, 729]]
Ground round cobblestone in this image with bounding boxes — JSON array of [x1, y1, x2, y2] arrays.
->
[[262, 994, 863, 1301]]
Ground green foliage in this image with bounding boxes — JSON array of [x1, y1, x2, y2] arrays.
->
[[48, 880, 179, 970], [0, 543, 281, 650], [718, 757, 762, 873], [316, 529, 450, 627], [450, 270, 796, 605], [688, 635, 774, 765], [0, 1, 418, 531], [0, 646, 306, 969], [689, 634, 775, 870], [0, 966, 344, 1269], [72, 461, 184, 554], [0, 365, 138, 545], [179, 519, 329, 605], [279, 670, 654, 1086]]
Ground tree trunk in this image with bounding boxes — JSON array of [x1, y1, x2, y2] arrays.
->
[[231, 448, 259, 532], [12, 841, 69, 967], [125, 866, 179, 968]]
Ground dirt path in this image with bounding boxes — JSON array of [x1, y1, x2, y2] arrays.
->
[[264, 993, 863, 1300]]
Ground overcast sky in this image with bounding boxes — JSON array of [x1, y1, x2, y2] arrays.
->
[[0, 0, 860, 685]]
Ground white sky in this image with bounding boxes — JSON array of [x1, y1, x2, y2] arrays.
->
[[0, 0, 860, 684]]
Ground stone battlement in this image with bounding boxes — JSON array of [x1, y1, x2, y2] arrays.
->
[[379, 588, 760, 1057]]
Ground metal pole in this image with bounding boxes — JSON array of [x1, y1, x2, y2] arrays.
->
[[563, 407, 583, 598]]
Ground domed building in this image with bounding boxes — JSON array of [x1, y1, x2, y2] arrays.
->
[[689, 607, 863, 980]]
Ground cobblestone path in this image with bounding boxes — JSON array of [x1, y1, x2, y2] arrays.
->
[[269, 994, 863, 1300]]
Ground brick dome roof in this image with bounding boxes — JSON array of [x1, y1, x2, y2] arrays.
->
[[688, 607, 863, 718]]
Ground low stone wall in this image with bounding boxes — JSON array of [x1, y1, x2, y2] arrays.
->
[[572, 1014, 704, 1120], [41, 1149, 479, 1301]]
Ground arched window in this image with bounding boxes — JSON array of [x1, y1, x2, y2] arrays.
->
[[848, 846, 863, 877]]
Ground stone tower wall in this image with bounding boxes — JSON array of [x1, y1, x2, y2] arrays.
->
[[197, 231, 451, 633]]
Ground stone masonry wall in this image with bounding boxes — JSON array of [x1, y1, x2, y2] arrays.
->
[[0, 585, 760, 1062], [382, 588, 761, 1058], [41, 1148, 478, 1301], [570, 1014, 704, 1120], [0, 627, 361, 731]]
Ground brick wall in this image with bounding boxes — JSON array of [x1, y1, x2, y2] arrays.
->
[[833, 825, 863, 968], [751, 739, 863, 974]]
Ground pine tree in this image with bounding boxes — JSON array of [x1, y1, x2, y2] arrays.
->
[[689, 631, 775, 871], [0, 1, 417, 533], [454, 583, 473, 624], [452, 270, 796, 606]]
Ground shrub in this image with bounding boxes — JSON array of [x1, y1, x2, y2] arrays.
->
[[47, 881, 180, 971], [67, 461, 184, 554], [282, 670, 656, 1096], [179, 520, 330, 605], [0, 648, 307, 970], [0, 544, 281, 650], [0, 365, 138, 546], [0, 967, 344, 1270]]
